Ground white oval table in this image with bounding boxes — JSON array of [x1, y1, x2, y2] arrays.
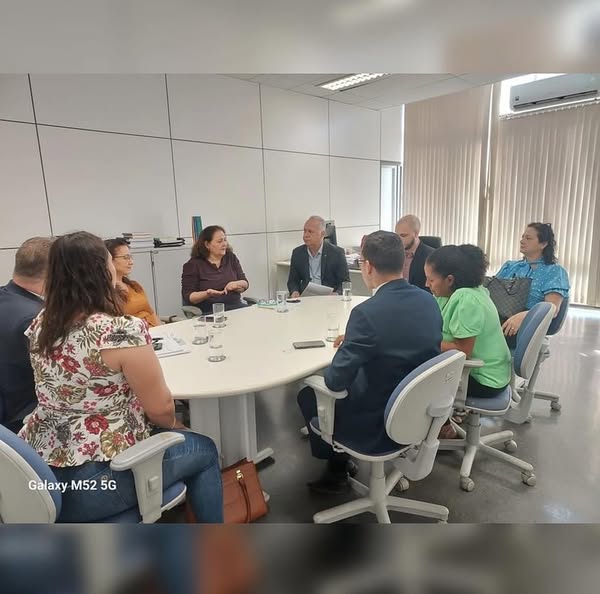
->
[[150, 296, 367, 467]]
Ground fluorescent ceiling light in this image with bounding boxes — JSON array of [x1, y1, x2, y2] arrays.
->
[[320, 73, 388, 91]]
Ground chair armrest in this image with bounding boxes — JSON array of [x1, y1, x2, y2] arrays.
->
[[161, 315, 184, 324], [304, 376, 347, 446], [243, 296, 258, 305], [454, 359, 484, 409], [181, 305, 203, 319], [110, 432, 185, 523]]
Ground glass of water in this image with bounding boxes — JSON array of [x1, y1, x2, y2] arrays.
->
[[212, 302, 226, 328], [192, 316, 209, 345], [276, 290, 288, 313], [208, 324, 226, 362], [342, 281, 352, 301], [326, 310, 339, 342]]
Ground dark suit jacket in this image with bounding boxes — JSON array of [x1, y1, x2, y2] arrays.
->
[[408, 241, 435, 291], [287, 242, 350, 295], [0, 281, 43, 432], [324, 279, 442, 454]]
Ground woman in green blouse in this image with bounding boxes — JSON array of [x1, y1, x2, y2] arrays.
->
[[424, 245, 511, 438]]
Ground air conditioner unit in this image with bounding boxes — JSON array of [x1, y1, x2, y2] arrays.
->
[[511, 74, 600, 111]]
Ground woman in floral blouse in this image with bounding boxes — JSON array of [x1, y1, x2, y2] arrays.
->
[[19, 231, 223, 522]]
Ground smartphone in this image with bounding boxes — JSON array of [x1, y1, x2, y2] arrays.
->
[[152, 340, 163, 351], [204, 315, 228, 322], [292, 340, 326, 349]]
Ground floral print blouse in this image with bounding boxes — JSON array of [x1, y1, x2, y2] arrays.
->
[[19, 312, 152, 467]]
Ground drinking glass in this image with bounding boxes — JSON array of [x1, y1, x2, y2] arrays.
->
[[192, 316, 209, 345], [208, 325, 226, 362], [276, 290, 288, 313], [326, 310, 339, 342], [212, 302, 226, 328], [342, 281, 352, 301]]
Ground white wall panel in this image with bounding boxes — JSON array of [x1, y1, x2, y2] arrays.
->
[[228, 233, 269, 300], [0, 121, 51, 247], [266, 230, 303, 297], [261, 86, 328, 154], [167, 75, 261, 147], [173, 140, 265, 236], [152, 245, 192, 318], [264, 150, 329, 232], [329, 102, 380, 160], [330, 157, 380, 228], [0, 75, 34, 122], [380, 106, 404, 162], [0, 249, 17, 282], [39, 127, 178, 238], [30, 75, 170, 137]]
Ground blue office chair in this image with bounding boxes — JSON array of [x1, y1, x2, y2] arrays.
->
[[507, 298, 569, 423], [304, 350, 466, 524], [0, 425, 187, 523], [440, 302, 555, 491]]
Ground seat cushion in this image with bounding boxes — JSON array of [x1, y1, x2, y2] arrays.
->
[[466, 387, 511, 414], [94, 481, 187, 523]]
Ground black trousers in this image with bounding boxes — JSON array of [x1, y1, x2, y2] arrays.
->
[[467, 375, 508, 398], [297, 386, 349, 469]]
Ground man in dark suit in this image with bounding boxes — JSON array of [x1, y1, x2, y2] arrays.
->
[[395, 214, 435, 291], [287, 216, 350, 297], [0, 237, 52, 433], [298, 231, 442, 494]]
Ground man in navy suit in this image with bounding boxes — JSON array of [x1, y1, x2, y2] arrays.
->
[[287, 215, 350, 297], [0, 237, 52, 433], [298, 231, 442, 494]]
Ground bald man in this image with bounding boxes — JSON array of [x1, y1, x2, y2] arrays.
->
[[395, 215, 435, 291]]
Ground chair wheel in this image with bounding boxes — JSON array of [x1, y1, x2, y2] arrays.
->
[[396, 477, 410, 492], [523, 415, 532, 424], [300, 426, 309, 437], [438, 519, 448, 524], [522, 472, 536, 486], [550, 402, 562, 412], [504, 440, 517, 453], [460, 477, 475, 492]]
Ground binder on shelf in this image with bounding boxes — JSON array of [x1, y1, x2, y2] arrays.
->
[[192, 216, 203, 243]]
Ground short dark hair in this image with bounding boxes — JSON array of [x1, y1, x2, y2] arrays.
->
[[362, 231, 405, 274], [191, 225, 231, 260], [426, 244, 488, 289], [13, 237, 54, 280], [527, 222, 557, 264]]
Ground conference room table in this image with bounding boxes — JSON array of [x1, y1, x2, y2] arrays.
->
[[150, 295, 368, 467]]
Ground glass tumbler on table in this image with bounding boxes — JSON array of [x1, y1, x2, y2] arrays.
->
[[208, 325, 226, 362], [342, 281, 352, 301], [192, 316, 209, 345], [276, 290, 288, 313], [326, 310, 339, 342], [212, 302, 226, 328]]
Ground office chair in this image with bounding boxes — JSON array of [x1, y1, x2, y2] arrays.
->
[[420, 236, 442, 250], [506, 298, 569, 423], [439, 302, 555, 491], [0, 425, 187, 523], [304, 350, 466, 523]]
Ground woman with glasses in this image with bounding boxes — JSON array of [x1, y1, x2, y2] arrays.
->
[[496, 222, 569, 338], [105, 238, 162, 327]]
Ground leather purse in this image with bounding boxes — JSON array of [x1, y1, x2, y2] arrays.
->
[[483, 276, 532, 322], [221, 458, 268, 523]]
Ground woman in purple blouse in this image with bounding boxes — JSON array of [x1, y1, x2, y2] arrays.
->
[[181, 225, 250, 314]]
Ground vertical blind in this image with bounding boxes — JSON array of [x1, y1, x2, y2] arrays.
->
[[403, 85, 492, 245], [488, 103, 600, 306]]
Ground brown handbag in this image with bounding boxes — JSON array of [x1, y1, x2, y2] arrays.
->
[[221, 458, 268, 523]]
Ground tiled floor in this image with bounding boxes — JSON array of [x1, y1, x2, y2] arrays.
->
[[253, 306, 600, 523]]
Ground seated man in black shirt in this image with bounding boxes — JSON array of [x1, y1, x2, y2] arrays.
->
[[0, 237, 53, 433]]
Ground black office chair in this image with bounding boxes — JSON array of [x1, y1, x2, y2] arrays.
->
[[420, 236, 442, 250]]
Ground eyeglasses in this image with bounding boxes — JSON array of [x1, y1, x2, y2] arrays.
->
[[357, 258, 366, 266], [114, 255, 134, 261]]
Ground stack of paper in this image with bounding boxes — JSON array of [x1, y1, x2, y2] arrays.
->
[[122, 232, 154, 250], [154, 335, 191, 358]]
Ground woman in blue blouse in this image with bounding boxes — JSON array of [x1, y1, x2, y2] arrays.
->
[[496, 222, 569, 337]]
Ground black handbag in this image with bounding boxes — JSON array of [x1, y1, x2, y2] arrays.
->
[[483, 276, 532, 322]]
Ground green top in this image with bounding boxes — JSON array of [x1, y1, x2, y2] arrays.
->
[[436, 286, 511, 389]]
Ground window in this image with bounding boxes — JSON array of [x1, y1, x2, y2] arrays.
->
[[380, 162, 401, 232]]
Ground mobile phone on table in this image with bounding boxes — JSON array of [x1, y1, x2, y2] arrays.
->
[[292, 340, 326, 349], [204, 315, 227, 322]]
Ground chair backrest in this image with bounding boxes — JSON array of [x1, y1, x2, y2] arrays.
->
[[513, 302, 555, 379], [420, 236, 442, 250], [0, 424, 61, 522], [384, 350, 466, 446], [547, 298, 569, 336], [181, 305, 203, 319]]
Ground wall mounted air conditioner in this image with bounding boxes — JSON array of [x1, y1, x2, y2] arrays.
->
[[511, 74, 600, 111]]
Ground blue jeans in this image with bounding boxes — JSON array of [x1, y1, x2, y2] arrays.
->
[[52, 430, 223, 523]]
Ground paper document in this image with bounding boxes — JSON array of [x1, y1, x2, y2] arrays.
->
[[302, 282, 334, 297], [154, 335, 191, 358]]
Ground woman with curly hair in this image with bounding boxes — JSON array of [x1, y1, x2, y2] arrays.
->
[[19, 231, 222, 522]]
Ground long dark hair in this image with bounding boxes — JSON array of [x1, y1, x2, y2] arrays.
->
[[426, 244, 489, 290], [104, 238, 142, 293], [191, 225, 232, 259], [527, 222, 557, 265], [35, 232, 122, 356]]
